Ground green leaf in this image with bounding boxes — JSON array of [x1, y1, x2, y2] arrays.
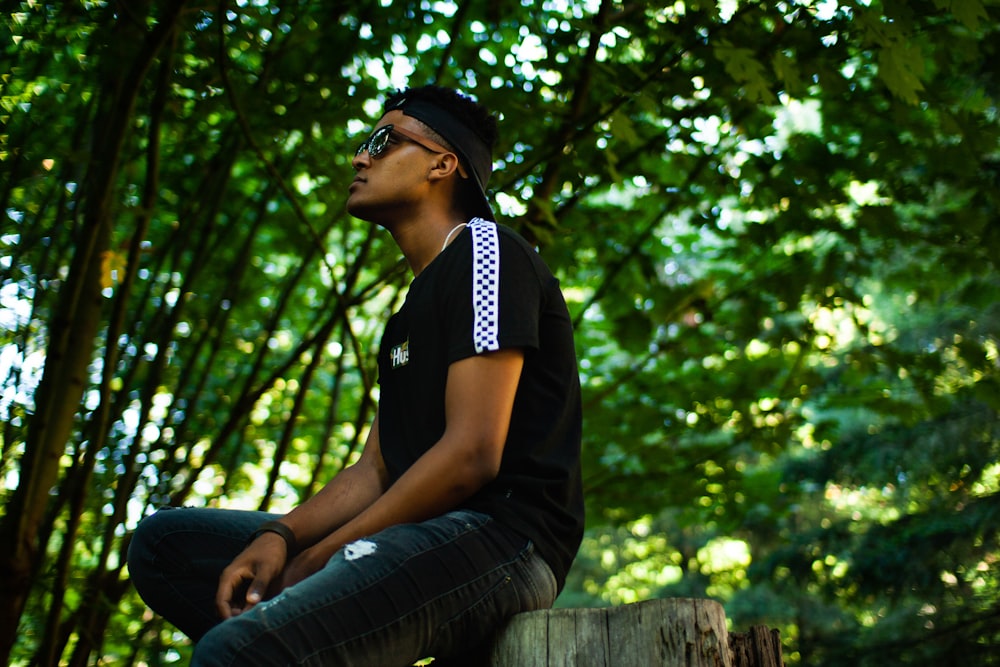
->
[[712, 39, 775, 104], [771, 51, 805, 98], [933, 0, 990, 31], [877, 38, 926, 105]]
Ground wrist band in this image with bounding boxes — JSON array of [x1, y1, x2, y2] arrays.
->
[[248, 520, 298, 556]]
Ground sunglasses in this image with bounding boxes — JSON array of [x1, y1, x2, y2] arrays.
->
[[355, 124, 451, 160]]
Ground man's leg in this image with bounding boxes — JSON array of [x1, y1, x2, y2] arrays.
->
[[127, 506, 277, 641], [191, 510, 558, 667]]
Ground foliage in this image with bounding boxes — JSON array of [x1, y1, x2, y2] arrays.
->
[[1, 0, 997, 664]]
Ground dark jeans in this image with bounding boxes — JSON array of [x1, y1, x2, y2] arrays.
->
[[127, 506, 557, 666]]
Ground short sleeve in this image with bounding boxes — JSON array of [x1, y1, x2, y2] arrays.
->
[[443, 219, 542, 363]]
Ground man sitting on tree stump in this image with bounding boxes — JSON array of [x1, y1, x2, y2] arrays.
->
[[128, 85, 585, 666]]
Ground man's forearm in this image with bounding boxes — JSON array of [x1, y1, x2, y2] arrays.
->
[[279, 462, 387, 551], [310, 433, 498, 558]]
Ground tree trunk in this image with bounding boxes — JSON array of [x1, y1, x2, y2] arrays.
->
[[0, 2, 188, 661], [728, 626, 784, 667], [488, 599, 783, 667]]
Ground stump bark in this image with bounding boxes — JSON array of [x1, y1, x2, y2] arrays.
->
[[488, 598, 783, 667], [728, 625, 784, 667]]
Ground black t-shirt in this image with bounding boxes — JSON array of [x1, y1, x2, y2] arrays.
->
[[376, 218, 584, 588]]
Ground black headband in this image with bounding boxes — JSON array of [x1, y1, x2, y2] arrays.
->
[[385, 95, 495, 220]]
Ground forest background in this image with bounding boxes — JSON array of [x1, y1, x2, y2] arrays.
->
[[1, 0, 998, 665]]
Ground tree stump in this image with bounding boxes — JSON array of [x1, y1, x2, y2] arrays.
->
[[488, 598, 783, 667], [728, 625, 784, 667]]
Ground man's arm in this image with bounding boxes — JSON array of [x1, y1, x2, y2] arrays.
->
[[216, 347, 524, 614], [280, 414, 390, 548], [281, 347, 525, 586]]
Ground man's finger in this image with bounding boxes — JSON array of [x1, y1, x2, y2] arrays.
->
[[246, 580, 265, 606], [215, 567, 248, 619]]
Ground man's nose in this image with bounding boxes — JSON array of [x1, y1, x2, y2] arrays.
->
[[351, 150, 370, 170]]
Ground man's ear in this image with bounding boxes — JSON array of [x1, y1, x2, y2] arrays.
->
[[428, 152, 468, 181]]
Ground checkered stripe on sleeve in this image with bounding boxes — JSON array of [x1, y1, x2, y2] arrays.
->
[[469, 218, 500, 353]]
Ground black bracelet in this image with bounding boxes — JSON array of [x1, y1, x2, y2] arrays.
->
[[247, 520, 298, 556]]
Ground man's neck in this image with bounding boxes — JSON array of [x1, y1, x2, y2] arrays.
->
[[389, 214, 468, 277]]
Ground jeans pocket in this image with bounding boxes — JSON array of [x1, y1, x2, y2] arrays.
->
[[513, 541, 558, 611]]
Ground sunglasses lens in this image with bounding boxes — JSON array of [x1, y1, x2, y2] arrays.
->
[[369, 126, 392, 158], [354, 125, 394, 159]]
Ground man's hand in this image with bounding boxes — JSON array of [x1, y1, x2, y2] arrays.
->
[[215, 532, 288, 619], [279, 543, 330, 590]]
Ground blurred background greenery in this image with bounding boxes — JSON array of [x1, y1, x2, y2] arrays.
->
[[1, 0, 997, 664]]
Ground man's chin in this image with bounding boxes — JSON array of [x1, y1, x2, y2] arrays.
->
[[346, 199, 372, 220], [345, 202, 389, 227]]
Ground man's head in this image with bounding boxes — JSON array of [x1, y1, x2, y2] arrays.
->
[[381, 86, 498, 221]]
